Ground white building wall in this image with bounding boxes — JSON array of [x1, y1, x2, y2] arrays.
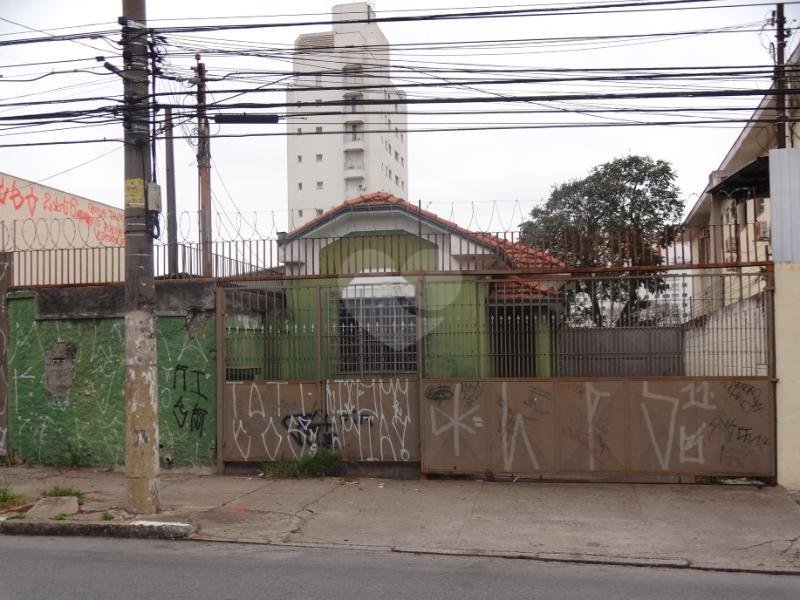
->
[[0, 172, 125, 286], [286, 3, 408, 230], [683, 292, 769, 377]]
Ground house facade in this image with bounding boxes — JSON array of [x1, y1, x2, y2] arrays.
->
[[225, 192, 564, 383]]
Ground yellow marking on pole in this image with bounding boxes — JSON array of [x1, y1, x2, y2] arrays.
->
[[125, 178, 146, 208]]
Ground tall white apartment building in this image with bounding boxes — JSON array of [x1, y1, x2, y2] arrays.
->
[[286, 2, 408, 229]]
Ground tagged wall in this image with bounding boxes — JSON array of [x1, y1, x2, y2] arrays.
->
[[5, 291, 216, 468], [0, 254, 11, 456], [221, 377, 418, 462], [421, 378, 774, 478], [222, 381, 324, 461]]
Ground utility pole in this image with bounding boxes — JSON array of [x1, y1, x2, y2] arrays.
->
[[164, 106, 178, 276], [121, 0, 160, 513], [775, 2, 787, 149], [195, 55, 213, 278]]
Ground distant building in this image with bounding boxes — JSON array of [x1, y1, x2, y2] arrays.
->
[[683, 43, 800, 313], [660, 241, 693, 322], [286, 2, 408, 230], [0, 172, 124, 286]]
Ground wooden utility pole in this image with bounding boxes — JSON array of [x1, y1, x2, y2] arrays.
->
[[775, 3, 787, 149], [121, 0, 160, 513], [164, 106, 178, 276], [195, 55, 213, 277]]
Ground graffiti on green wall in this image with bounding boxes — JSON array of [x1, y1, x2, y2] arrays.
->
[[6, 295, 216, 468]]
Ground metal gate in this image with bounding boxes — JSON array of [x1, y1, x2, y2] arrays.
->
[[215, 228, 775, 481]]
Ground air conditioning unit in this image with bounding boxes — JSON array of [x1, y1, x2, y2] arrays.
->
[[755, 220, 771, 241], [724, 236, 738, 253]]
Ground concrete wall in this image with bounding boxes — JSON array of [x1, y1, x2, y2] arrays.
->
[[775, 262, 800, 489], [0, 172, 125, 287], [683, 292, 769, 377], [5, 282, 216, 468]]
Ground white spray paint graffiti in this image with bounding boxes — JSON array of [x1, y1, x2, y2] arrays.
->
[[226, 379, 416, 463], [326, 378, 414, 462], [640, 381, 720, 470], [421, 379, 771, 477], [429, 382, 480, 458], [228, 381, 324, 462], [499, 382, 539, 471], [585, 383, 611, 471]]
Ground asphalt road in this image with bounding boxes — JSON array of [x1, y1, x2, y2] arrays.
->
[[1, 536, 799, 600]]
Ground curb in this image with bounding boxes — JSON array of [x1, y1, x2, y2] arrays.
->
[[392, 546, 689, 569], [0, 518, 194, 540], [182, 535, 800, 576], [389, 546, 800, 576]]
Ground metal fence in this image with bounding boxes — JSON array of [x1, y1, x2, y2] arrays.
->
[[222, 270, 772, 381], [4, 221, 773, 287]]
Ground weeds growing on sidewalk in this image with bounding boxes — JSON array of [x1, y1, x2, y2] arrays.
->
[[41, 485, 85, 505], [0, 487, 21, 510], [264, 448, 343, 478]]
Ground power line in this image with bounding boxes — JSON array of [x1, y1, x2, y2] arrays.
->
[[1, 114, 796, 149], [0, 0, 793, 48]]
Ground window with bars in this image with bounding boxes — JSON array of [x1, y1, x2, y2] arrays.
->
[[488, 303, 541, 378], [337, 295, 417, 374]]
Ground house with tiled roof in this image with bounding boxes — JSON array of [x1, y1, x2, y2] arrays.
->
[[264, 192, 565, 379]]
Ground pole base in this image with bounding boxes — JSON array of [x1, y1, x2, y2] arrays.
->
[[126, 477, 160, 514]]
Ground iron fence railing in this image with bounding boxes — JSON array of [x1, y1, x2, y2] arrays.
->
[[223, 271, 772, 381], [4, 222, 775, 287]]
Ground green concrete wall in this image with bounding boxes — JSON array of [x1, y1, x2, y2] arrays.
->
[[424, 278, 492, 378], [6, 295, 216, 468]]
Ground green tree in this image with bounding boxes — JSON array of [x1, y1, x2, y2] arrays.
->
[[520, 155, 684, 327]]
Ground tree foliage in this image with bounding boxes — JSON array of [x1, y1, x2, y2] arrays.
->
[[520, 155, 684, 327]]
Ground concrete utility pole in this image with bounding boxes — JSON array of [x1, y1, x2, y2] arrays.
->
[[164, 106, 178, 276], [121, 0, 160, 513], [195, 55, 213, 278], [775, 3, 787, 149]]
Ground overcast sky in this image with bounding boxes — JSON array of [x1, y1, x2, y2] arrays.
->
[[0, 0, 795, 236]]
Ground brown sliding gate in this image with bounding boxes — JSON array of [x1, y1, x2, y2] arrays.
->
[[217, 242, 775, 481], [421, 378, 772, 478]]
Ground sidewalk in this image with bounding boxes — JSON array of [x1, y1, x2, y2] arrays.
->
[[2, 466, 800, 573]]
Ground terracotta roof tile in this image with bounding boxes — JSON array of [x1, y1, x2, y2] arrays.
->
[[286, 191, 564, 272]]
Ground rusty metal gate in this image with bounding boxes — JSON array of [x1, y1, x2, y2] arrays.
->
[[216, 228, 775, 481], [421, 378, 772, 478]]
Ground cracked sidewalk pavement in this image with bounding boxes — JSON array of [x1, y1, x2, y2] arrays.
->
[[2, 466, 800, 574]]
